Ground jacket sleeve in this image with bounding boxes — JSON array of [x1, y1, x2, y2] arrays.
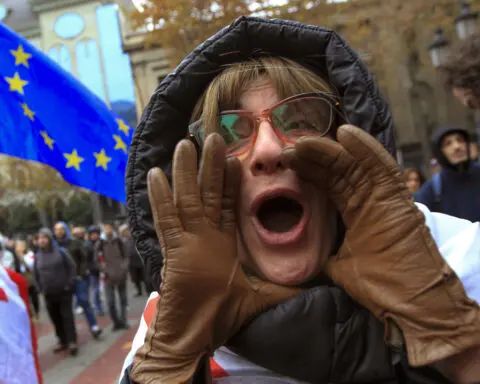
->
[[413, 179, 435, 210]]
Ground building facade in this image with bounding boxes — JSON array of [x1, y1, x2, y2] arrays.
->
[[0, 0, 139, 222]]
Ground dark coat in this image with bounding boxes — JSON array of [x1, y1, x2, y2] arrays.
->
[[125, 17, 447, 384], [415, 126, 480, 222]]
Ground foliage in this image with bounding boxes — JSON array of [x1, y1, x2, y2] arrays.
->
[[0, 155, 94, 234], [125, 0, 480, 74]]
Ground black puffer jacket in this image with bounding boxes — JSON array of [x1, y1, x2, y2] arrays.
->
[[127, 16, 395, 291], [125, 17, 449, 384]]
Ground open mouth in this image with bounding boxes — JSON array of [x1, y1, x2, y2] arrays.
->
[[256, 196, 304, 233]]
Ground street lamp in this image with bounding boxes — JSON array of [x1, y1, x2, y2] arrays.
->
[[428, 28, 450, 68], [455, 1, 479, 40], [428, 1, 478, 67]]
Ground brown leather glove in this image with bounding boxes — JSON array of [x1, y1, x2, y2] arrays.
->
[[130, 133, 300, 384], [282, 124, 480, 367]]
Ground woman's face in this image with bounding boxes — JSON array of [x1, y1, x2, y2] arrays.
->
[[14, 241, 26, 256], [233, 78, 336, 286], [406, 172, 421, 194]]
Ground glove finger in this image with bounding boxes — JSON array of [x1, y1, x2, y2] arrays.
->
[[198, 133, 227, 228], [282, 147, 329, 186], [221, 156, 242, 236], [283, 138, 366, 215], [147, 167, 183, 251], [336, 125, 404, 187], [172, 139, 203, 231]]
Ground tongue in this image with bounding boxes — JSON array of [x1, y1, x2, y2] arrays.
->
[[257, 197, 303, 233]]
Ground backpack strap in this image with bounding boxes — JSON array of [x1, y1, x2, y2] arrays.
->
[[432, 171, 442, 211]]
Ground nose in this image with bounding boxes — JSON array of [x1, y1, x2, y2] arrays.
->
[[249, 120, 286, 175], [452, 139, 463, 150]]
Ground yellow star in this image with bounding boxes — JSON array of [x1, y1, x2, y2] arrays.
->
[[21, 103, 35, 121], [40, 131, 54, 150], [117, 119, 131, 136], [64, 149, 84, 171], [94, 149, 112, 171], [10, 45, 32, 68], [113, 134, 127, 153], [5, 72, 29, 95]]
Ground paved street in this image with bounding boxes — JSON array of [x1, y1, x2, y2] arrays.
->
[[35, 286, 147, 384]]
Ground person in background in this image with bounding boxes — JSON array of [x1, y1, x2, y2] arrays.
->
[[34, 228, 78, 356], [470, 132, 479, 163], [28, 234, 38, 254], [70, 226, 102, 339], [415, 126, 480, 222], [100, 223, 129, 331], [442, 32, 480, 110], [403, 167, 425, 195], [119, 224, 146, 297], [85, 225, 105, 316], [53, 221, 84, 314], [0, 235, 16, 270], [14, 239, 40, 320]]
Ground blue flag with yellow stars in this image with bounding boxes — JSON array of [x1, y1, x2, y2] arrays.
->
[[0, 24, 132, 202]]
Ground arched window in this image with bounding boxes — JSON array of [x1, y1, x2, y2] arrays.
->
[[47, 44, 73, 73], [75, 39, 106, 100]]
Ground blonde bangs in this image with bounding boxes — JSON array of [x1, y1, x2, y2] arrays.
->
[[191, 57, 335, 139]]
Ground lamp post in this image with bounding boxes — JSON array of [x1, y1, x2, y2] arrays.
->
[[428, 1, 478, 67], [455, 1, 479, 40], [428, 27, 450, 68]]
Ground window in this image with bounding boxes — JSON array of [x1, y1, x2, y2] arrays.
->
[[0, 4, 7, 21], [48, 45, 73, 73], [54, 13, 85, 39], [76, 39, 106, 100]]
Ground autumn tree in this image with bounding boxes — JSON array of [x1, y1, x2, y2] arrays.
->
[[125, 0, 479, 69], [0, 155, 89, 229]]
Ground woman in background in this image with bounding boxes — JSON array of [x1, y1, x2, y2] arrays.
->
[[403, 167, 425, 195]]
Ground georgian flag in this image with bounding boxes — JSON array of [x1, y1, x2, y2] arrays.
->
[[0, 265, 42, 384]]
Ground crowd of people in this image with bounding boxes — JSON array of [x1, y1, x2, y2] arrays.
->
[[0, 221, 148, 357]]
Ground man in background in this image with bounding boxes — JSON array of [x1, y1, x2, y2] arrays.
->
[[415, 126, 480, 222], [119, 224, 146, 297], [85, 225, 104, 316], [442, 32, 480, 110], [55, 223, 102, 339], [99, 223, 129, 331]]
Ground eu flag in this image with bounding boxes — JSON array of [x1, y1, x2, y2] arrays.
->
[[0, 24, 132, 203]]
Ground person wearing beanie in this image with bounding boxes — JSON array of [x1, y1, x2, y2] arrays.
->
[[34, 228, 78, 356]]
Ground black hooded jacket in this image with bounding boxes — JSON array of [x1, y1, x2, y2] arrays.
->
[[415, 126, 480, 222], [125, 17, 449, 384]]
